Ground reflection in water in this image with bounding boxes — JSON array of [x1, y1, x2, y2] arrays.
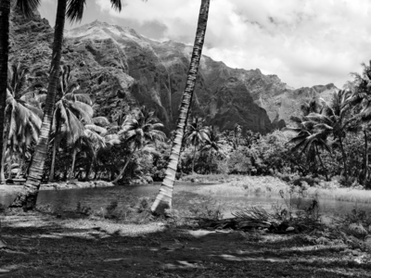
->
[[0, 183, 370, 217]]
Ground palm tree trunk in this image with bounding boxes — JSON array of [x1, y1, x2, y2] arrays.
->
[[362, 129, 369, 188], [10, 0, 67, 210], [315, 146, 329, 181], [192, 144, 197, 174], [0, 115, 10, 182], [338, 136, 349, 186], [113, 145, 138, 184], [69, 148, 77, 179], [0, 135, 7, 182], [49, 136, 58, 181], [0, 0, 10, 184], [113, 157, 131, 184], [151, 0, 210, 215], [85, 161, 92, 180]]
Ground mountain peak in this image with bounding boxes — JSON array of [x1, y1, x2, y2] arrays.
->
[[66, 20, 142, 42]]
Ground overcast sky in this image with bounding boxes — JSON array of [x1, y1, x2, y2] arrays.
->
[[38, 0, 370, 89]]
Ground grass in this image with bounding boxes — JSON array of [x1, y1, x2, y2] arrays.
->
[[308, 187, 371, 203], [189, 174, 371, 204]]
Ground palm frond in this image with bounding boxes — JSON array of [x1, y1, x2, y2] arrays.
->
[[110, 0, 122, 11], [69, 101, 93, 123], [84, 128, 106, 148], [105, 134, 121, 146], [16, 0, 41, 18], [92, 116, 110, 127], [85, 124, 107, 136], [66, 0, 86, 23], [65, 93, 92, 105]]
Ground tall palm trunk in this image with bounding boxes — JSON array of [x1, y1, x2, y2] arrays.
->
[[337, 135, 349, 186], [69, 148, 77, 179], [11, 0, 67, 210], [49, 135, 59, 181], [362, 129, 370, 188], [113, 146, 137, 183], [0, 136, 7, 182], [192, 144, 197, 174], [0, 0, 10, 184], [151, 0, 210, 215], [0, 116, 10, 182], [315, 145, 329, 181]]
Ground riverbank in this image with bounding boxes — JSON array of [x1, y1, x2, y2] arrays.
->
[[0, 180, 115, 195], [182, 174, 371, 204]]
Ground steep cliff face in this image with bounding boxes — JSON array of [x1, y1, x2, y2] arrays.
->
[[10, 13, 337, 134], [65, 21, 277, 133]]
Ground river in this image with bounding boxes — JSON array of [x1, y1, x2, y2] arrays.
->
[[0, 182, 370, 217]]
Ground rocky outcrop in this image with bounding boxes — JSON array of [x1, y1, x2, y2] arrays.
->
[[267, 83, 338, 124]]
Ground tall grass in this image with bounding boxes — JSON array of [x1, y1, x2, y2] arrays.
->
[[191, 175, 371, 204]]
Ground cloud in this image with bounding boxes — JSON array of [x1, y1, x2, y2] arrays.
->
[[94, 0, 371, 88]]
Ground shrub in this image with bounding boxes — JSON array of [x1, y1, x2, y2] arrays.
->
[[227, 147, 252, 174]]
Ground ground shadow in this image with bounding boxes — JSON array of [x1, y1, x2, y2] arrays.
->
[[0, 213, 370, 278]]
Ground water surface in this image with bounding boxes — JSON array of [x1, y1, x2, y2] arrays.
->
[[1, 183, 370, 217]]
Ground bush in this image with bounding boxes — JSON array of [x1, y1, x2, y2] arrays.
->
[[227, 147, 252, 174]]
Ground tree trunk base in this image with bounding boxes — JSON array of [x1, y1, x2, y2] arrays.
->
[[151, 198, 171, 216]]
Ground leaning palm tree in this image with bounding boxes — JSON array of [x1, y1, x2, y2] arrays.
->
[[0, 0, 41, 184], [11, 0, 122, 210], [151, 0, 210, 215]]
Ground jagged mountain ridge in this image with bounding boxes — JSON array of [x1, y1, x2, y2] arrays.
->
[[10, 12, 338, 134]]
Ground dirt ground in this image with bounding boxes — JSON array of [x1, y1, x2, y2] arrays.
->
[[0, 212, 370, 278]]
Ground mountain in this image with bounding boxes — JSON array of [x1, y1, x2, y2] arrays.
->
[[10, 11, 338, 134]]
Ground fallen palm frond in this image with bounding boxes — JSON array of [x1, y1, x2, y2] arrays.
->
[[190, 205, 324, 234]]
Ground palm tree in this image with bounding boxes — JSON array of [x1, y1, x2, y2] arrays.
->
[[200, 125, 225, 173], [201, 125, 223, 155], [11, 0, 122, 210], [185, 117, 209, 173], [48, 65, 93, 181], [113, 106, 166, 183], [0, 0, 41, 184], [1, 63, 42, 182], [287, 119, 331, 180], [151, 0, 210, 215], [346, 61, 371, 187], [306, 90, 353, 185], [78, 119, 108, 179]]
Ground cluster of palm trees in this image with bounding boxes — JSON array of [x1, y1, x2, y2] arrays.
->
[[183, 117, 223, 174], [1, 0, 123, 210], [1, 59, 168, 183], [288, 62, 371, 186], [0, 0, 210, 214]]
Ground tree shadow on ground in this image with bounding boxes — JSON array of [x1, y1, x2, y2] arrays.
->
[[0, 212, 370, 278]]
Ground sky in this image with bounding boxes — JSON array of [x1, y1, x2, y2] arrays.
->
[[38, 0, 371, 89]]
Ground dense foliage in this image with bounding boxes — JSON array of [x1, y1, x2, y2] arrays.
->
[[1, 61, 371, 189]]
